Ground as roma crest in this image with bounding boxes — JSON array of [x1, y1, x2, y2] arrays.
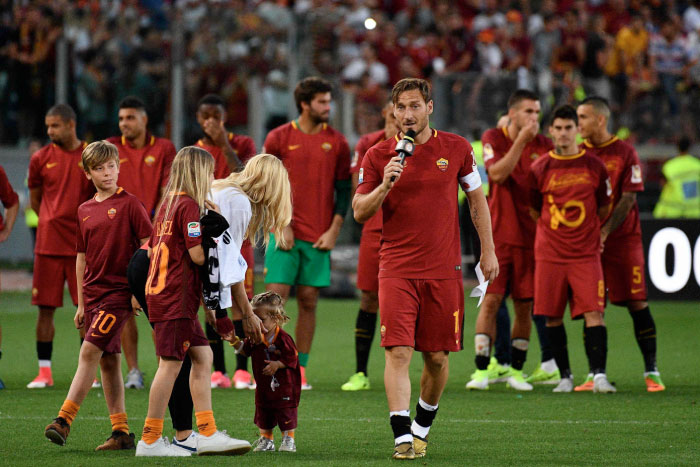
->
[[107, 208, 117, 219], [321, 142, 332, 152], [144, 155, 156, 166], [436, 158, 448, 172]]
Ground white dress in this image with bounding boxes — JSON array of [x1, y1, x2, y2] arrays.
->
[[211, 186, 252, 309]]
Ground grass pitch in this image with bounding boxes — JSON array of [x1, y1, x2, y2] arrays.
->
[[0, 289, 698, 465]]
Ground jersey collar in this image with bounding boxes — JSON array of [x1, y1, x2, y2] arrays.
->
[[121, 134, 155, 148], [583, 135, 618, 148], [263, 326, 280, 347], [549, 149, 586, 160], [393, 129, 438, 143]]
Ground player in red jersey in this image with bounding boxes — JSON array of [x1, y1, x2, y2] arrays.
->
[[136, 147, 251, 457], [354, 78, 498, 459], [467, 90, 554, 392], [27, 104, 94, 389], [577, 97, 664, 392], [107, 96, 177, 390], [44, 141, 152, 449], [342, 101, 399, 392], [262, 77, 351, 390], [230, 292, 301, 453], [195, 93, 258, 389], [529, 105, 616, 394], [0, 164, 19, 389]]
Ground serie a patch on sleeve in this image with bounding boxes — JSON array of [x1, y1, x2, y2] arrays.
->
[[188, 222, 201, 237]]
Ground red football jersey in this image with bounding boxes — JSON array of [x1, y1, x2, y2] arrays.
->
[[263, 121, 351, 243], [146, 194, 203, 322], [529, 150, 611, 263], [242, 327, 301, 409], [196, 132, 257, 179], [0, 165, 19, 230], [28, 142, 95, 256], [483, 127, 553, 247], [352, 129, 388, 237], [77, 188, 153, 307], [106, 134, 176, 217], [356, 130, 481, 279], [583, 137, 644, 239]]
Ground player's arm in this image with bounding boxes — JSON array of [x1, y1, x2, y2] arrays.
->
[[314, 176, 351, 250], [30, 187, 42, 215], [0, 200, 18, 243], [464, 185, 499, 282], [188, 244, 206, 266], [74, 252, 86, 329], [486, 123, 538, 184], [353, 155, 403, 223], [601, 191, 635, 239], [221, 142, 244, 172]]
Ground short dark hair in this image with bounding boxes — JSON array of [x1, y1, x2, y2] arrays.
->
[[391, 78, 431, 105], [507, 89, 539, 109], [118, 96, 147, 112], [197, 94, 226, 110], [579, 96, 610, 119], [551, 105, 578, 125], [678, 136, 691, 153], [294, 77, 332, 113], [46, 104, 76, 123]]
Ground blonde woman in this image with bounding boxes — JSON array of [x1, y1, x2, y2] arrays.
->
[[209, 153, 293, 342], [136, 146, 250, 457]]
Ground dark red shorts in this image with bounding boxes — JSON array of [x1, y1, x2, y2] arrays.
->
[[356, 230, 380, 293], [84, 303, 131, 354], [486, 243, 534, 300], [254, 405, 297, 431], [241, 240, 255, 300], [602, 235, 647, 304], [31, 254, 78, 308], [153, 318, 209, 361], [534, 259, 605, 320], [378, 277, 464, 352]]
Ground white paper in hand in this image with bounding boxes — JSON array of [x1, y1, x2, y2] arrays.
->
[[469, 261, 489, 307]]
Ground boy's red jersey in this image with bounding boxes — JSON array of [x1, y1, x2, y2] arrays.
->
[[0, 165, 19, 230], [77, 188, 152, 307], [529, 150, 611, 263], [146, 194, 203, 322]]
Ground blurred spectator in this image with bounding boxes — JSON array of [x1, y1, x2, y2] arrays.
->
[[605, 13, 649, 111], [75, 49, 109, 140], [532, 14, 560, 106], [684, 0, 700, 33], [581, 15, 612, 101], [342, 44, 389, 86], [263, 69, 289, 133], [649, 17, 693, 116]]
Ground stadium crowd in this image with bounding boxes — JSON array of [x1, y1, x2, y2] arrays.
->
[[2, 1, 700, 145]]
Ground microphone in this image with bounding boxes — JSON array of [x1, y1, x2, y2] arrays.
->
[[390, 129, 416, 182]]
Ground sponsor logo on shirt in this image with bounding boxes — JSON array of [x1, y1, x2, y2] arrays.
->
[[321, 142, 332, 152], [545, 172, 591, 192], [46, 162, 58, 169], [358, 168, 364, 184], [604, 159, 619, 174], [144, 155, 156, 166], [288, 144, 301, 151], [631, 164, 642, 183], [436, 158, 448, 172], [188, 222, 201, 237], [107, 208, 117, 219], [483, 143, 494, 162]]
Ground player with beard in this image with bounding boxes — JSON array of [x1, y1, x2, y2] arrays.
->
[[342, 101, 400, 392], [195, 94, 258, 390], [107, 96, 177, 390], [27, 104, 94, 388], [354, 78, 498, 459], [577, 97, 665, 392], [262, 77, 351, 390]]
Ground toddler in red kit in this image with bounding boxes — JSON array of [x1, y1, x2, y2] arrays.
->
[[231, 292, 301, 452]]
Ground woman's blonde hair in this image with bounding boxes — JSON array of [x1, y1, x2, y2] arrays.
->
[[160, 146, 215, 223], [251, 291, 290, 326], [212, 153, 292, 248]]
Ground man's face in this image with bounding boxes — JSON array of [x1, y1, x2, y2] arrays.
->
[[509, 99, 540, 131], [550, 118, 578, 149], [118, 108, 147, 141], [303, 92, 332, 124], [45, 115, 74, 147], [576, 104, 601, 139], [197, 103, 226, 131], [393, 89, 433, 135], [86, 158, 119, 191]]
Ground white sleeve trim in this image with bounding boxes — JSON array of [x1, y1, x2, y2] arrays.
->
[[460, 171, 482, 192]]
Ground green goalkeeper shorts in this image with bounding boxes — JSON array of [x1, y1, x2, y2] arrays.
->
[[263, 233, 331, 287]]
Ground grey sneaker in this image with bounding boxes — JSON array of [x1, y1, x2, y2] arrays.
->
[[252, 436, 275, 452], [553, 377, 574, 393], [125, 368, 144, 389], [279, 435, 296, 452], [593, 373, 617, 393]]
